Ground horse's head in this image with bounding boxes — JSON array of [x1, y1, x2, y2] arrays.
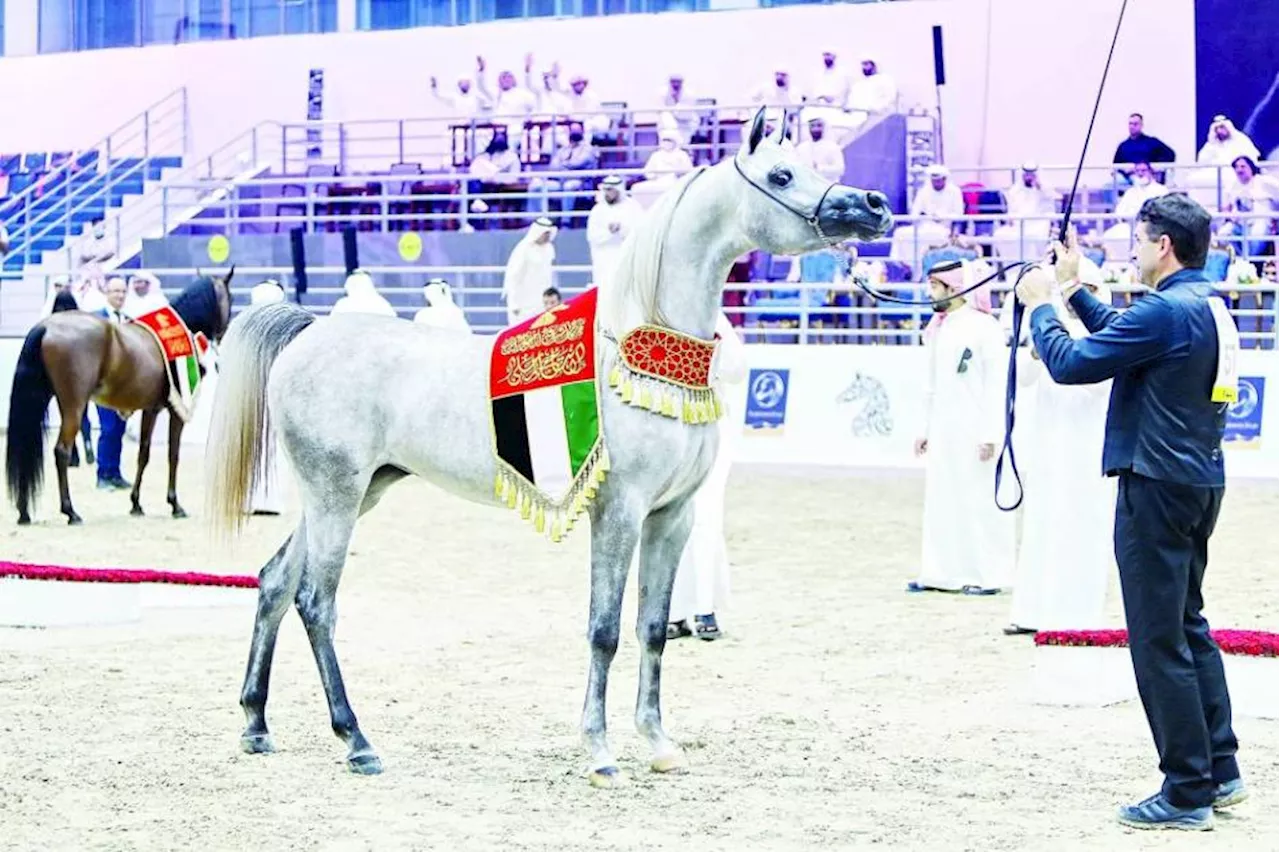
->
[[730, 107, 893, 255], [176, 265, 236, 342]]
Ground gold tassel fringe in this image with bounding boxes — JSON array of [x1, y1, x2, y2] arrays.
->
[[610, 360, 722, 426], [495, 443, 611, 545]]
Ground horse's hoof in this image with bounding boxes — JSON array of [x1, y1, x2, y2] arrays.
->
[[16, 514, 30, 526], [240, 732, 276, 755], [171, 507, 188, 520], [347, 751, 383, 775], [130, 505, 144, 517], [650, 750, 689, 775], [66, 514, 83, 526], [587, 765, 629, 789]]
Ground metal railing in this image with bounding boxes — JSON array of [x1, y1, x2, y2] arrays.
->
[[0, 88, 189, 272], [24, 265, 1266, 349]]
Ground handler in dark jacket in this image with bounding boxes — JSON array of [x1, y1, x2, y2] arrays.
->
[[1015, 193, 1245, 831]]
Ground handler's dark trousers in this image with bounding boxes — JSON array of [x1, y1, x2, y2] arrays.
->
[[1115, 471, 1239, 808]]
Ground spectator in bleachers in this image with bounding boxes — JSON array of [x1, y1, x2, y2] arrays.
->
[[414, 279, 472, 334], [890, 164, 965, 275], [629, 128, 696, 209], [529, 125, 598, 214], [546, 69, 611, 141], [803, 47, 867, 143], [1197, 115, 1261, 167], [502, 217, 558, 325], [992, 163, 1059, 264], [542, 287, 563, 309], [430, 66, 491, 118], [847, 52, 898, 116], [1216, 156, 1279, 259], [331, 270, 397, 318], [76, 217, 113, 296], [1101, 162, 1169, 260], [1112, 113, 1175, 183], [123, 271, 168, 319], [467, 133, 524, 227], [477, 54, 540, 143], [586, 175, 642, 291], [659, 74, 704, 147], [750, 68, 799, 111], [794, 117, 844, 182]]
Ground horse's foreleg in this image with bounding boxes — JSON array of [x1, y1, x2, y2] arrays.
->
[[53, 403, 85, 525], [240, 529, 302, 756], [129, 410, 159, 516], [635, 496, 696, 776], [166, 412, 186, 518], [582, 495, 643, 788]]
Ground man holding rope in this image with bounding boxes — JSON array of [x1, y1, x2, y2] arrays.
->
[[1015, 194, 1245, 831]]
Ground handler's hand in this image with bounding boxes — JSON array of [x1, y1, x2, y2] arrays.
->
[[978, 443, 995, 462], [1052, 225, 1083, 294], [914, 438, 928, 457], [1015, 263, 1054, 309]]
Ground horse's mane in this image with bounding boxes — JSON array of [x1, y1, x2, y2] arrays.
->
[[598, 168, 707, 336], [171, 276, 223, 338]]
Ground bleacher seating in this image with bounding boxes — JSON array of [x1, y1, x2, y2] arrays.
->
[[0, 152, 182, 272]]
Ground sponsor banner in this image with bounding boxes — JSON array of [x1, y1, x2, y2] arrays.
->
[[743, 368, 791, 434], [1224, 376, 1265, 448]]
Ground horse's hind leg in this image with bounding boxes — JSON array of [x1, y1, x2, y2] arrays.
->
[[294, 466, 404, 775], [240, 528, 304, 755], [635, 497, 696, 775], [52, 398, 87, 525], [165, 412, 187, 518], [581, 495, 644, 788], [129, 410, 159, 516]]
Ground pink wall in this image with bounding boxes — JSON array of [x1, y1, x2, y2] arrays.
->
[[0, 0, 1196, 175]]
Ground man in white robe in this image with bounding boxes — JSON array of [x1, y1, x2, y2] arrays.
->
[[123, 272, 169, 319], [502, 217, 557, 325], [891, 164, 966, 276], [992, 163, 1058, 264], [1006, 262, 1116, 633], [331, 270, 398, 318], [666, 313, 748, 641], [413, 279, 472, 333], [910, 260, 1015, 594], [247, 280, 289, 515], [628, 128, 695, 209], [847, 53, 898, 116], [1102, 162, 1170, 260], [794, 118, 845, 183], [586, 176, 642, 291]]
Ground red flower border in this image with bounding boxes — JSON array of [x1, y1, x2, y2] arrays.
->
[[1036, 629, 1278, 658], [0, 560, 257, 588]]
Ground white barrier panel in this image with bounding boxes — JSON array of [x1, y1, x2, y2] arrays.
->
[[2, 339, 1276, 479]]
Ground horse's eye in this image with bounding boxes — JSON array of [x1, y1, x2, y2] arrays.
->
[[768, 167, 793, 188]]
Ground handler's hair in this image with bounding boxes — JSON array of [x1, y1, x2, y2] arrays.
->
[[1136, 193, 1211, 269]]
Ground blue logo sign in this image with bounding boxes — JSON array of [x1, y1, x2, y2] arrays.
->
[[744, 368, 790, 431], [1224, 376, 1265, 445]]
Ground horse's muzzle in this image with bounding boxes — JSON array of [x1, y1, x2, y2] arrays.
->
[[818, 187, 894, 242]]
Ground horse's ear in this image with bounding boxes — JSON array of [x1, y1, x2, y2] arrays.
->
[[224, 264, 236, 286], [774, 110, 788, 144], [747, 106, 767, 156]]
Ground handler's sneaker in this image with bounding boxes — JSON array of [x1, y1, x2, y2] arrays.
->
[[1214, 778, 1248, 810], [1117, 793, 1213, 831]]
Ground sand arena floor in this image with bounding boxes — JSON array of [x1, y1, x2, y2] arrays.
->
[[1, 444, 1277, 852]]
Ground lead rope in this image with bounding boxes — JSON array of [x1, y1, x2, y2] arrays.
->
[[994, 0, 1130, 512]]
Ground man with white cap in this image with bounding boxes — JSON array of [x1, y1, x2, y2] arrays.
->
[[1006, 254, 1115, 634], [910, 258, 1014, 595], [629, 128, 696, 208], [1102, 162, 1170, 260], [794, 117, 845, 183], [890, 164, 966, 275], [502, 217, 557, 326], [331, 269, 398, 318], [414, 278, 472, 333], [123, 271, 169, 319], [847, 53, 898, 116], [992, 163, 1060, 264], [586, 175, 643, 291]]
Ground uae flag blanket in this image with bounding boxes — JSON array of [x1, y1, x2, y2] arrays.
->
[[131, 306, 210, 423], [489, 287, 609, 542]]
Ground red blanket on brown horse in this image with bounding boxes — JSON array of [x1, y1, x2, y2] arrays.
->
[[5, 269, 235, 525]]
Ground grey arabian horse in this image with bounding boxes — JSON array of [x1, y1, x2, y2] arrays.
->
[[204, 107, 892, 784]]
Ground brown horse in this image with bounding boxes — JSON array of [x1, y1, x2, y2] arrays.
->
[[6, 270, 235, 525]]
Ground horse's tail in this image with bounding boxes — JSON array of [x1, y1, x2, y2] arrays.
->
[[205, 302, 315, 539], [5, 324, 53, 518]]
